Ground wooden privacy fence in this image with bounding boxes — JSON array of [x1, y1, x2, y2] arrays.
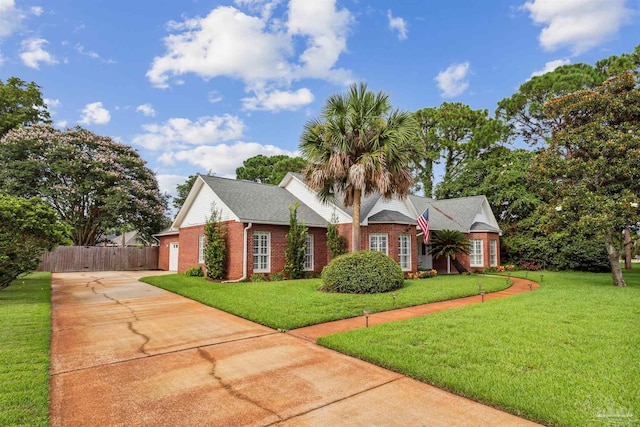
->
[[37, 246, 159, 272]]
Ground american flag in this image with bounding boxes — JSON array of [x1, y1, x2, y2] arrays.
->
[[417, 208, 430, 243]]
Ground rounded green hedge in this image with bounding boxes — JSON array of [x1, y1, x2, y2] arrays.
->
[[321, 250, 404, 294]]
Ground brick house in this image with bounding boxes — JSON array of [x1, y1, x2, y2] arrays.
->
[[156, 173, 502, 279]]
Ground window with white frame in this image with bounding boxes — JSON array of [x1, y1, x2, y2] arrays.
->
[[489, 239, 497, 267], [470, 239, 484, 267], [369, 234, 388, 255], [253, 232, 270, 272], [198, 234, 205, 263], [398, 234, 411, 271], [304, 234, 314, 271]]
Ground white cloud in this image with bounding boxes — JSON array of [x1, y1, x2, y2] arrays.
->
[[0, 0, 23, 38], [30, 6, 43, 16], [530, 58, 571, 78], [208, 90, 223, 103], [132, 115, 245, 150], [158, 141, 294, 177], [147, 0, 353, 98], [435, 62, 470, 98], [136, 103, 156, 117], [387, 10, 408, 40], [156, 174, 188, 198], [79, 102, 111, 125], [75, 43, 116, 63], [242, 87, 314, 111], [19, 38, 58, 69], [44, 98, 61, 115], [522, 0, 632, 54], [56, 120, 68, 128]]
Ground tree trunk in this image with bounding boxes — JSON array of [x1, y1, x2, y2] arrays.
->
[[605, 231, 627, 287], [624, 227, 632, 270], [450, 256, 468, 274], [352, 189, 362, 252]]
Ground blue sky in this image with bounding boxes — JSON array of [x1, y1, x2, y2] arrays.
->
[[0, 0, 638, 200]]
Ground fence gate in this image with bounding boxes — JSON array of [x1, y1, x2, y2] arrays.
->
[[37, 246, 159, 272]]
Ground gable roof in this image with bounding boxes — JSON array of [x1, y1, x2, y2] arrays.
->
[[198, 175, 327, 227], [409, 194, 501, 234]]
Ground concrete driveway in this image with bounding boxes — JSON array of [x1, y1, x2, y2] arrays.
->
[[50, 271, 539, 426]]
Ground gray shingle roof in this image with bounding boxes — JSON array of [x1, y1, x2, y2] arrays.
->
[[201, 175, 327, 227], [410, 195, 499, 233], [368, 210, 415, 224]]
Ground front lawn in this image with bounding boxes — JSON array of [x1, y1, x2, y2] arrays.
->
[[0, 273, 51, 427], [318, 269, 640, 426], [140, 274, 510, 330]]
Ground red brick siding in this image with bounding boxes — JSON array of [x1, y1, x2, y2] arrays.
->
[[225, 221, 246, 280], [431, 232, 501, 273], [177, 225, 205, 273], [156, 235, 178, 271], [362, 224, 418, 271]]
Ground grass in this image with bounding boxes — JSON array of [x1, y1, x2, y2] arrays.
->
[[140, 274, 510, 330], [318, 269, 640, 426], [0, 273, 51, 427]]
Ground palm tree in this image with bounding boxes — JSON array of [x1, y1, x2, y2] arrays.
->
[[299, 82, 419, 251], [429, 229, 470, 274]]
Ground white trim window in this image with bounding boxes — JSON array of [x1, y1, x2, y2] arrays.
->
[[470, 239, 484, 267], [253, 232, 270, 273], [198, 234, 205, 263], [304, 234, 314, 271], [490, 239, 498, 267], [398, 234, 411, 271], [369, 234, 388, 255]]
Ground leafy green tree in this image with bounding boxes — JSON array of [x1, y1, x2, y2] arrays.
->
[[531, 72, 640, 286], [411, 108, 442, 197], [326, 211, 348, 258], [236, 154, 307, 185], [435, 147, 540, 224], [414, 102, 509, 198], [203, 204, 226, 279], [300, 82, 419, 251], [284, 201, 308, 279], [0, 125, 168, 246], [0, 195, 68, 289], [429, 229, 470, 274], [496, 64, 607, 147], [0, 77, 51, 137]]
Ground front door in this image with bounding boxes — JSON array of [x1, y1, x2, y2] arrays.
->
[[418, 242, 432, 270], [169, 242, 179, 271]]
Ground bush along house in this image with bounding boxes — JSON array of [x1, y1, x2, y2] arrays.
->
[[155, 173, 502, 279]]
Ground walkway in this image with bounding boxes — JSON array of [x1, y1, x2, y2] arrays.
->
[[289, 276, 539, 341], [50, 271, 540, 426]]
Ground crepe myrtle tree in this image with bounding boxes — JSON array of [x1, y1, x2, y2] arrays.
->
[[0, 125, 168, 246], [531, 72, 640, 287]]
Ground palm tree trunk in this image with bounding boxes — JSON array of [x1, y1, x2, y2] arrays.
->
[[605, 230, 627, 287], [451, 256, 468, 274], [352, 189, 362, 252]]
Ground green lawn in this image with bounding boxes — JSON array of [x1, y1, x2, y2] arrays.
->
[[0, 273, 51, 427], [140, 274, 510, 330], [318, 269, 640, 426]]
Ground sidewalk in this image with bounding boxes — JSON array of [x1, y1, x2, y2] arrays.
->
[[49, 271, 540, 426], [289, 276, 538, 341]]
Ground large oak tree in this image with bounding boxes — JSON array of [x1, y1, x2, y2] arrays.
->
[[531, 72, 640, 286]]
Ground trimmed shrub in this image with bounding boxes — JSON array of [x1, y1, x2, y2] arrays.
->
[[269, 271, 286, 282], [321, 250, 404, 294], [185, 266, 204, 277], [250, 273, 266, 282]]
